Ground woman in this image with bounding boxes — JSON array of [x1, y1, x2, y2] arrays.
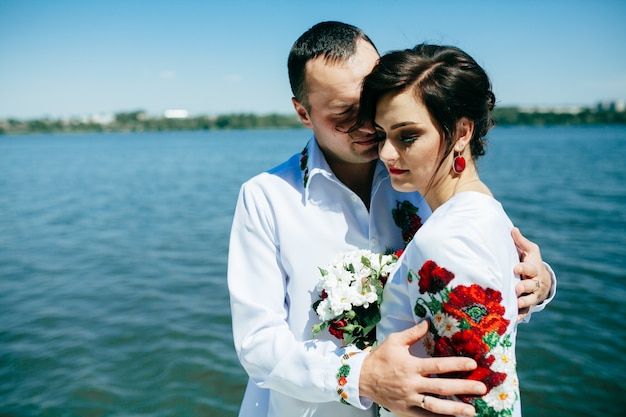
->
[[356, 44, 524, 417]]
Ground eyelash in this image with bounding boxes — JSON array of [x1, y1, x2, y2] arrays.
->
[[400, 134, 419, 143], [374, 131, 420, 144]]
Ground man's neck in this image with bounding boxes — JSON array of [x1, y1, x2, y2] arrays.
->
[[330, 160, 377, 209]]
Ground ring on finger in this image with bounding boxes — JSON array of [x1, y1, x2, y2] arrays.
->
[[421, 395, 427, 409], [533, 278, 541, 291]]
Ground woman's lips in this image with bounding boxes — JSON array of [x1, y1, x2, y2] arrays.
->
[[388, 167, 408, 175]]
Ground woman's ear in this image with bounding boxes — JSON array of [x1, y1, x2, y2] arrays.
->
[[292, 97, 313, 128], [455, 117, 475, 151]]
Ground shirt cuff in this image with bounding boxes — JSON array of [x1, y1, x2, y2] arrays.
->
[[333, 346, 373, 410]]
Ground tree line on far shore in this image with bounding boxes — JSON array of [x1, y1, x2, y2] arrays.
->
[[1, 107, 625, 135]]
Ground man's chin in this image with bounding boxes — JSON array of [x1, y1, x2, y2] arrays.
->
[[354, 147, 379, 163]]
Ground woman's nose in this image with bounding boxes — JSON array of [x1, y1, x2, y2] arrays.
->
[[378, 138, 396, 162]]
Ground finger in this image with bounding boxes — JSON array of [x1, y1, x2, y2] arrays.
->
[[514, 261, 538, 280], [398, 321, 430, 346], [515, 277, 538, 296], [536, 268, 551, 300], [516, 268, 549, 303], [511, 227, 537, 254], [414, 395, 477, 417], [415, 356, 478, 375], [517, 292, 536, 311], [410, 375, 486, 398]]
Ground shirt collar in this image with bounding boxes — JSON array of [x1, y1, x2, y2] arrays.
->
[[300, 136, 390, 204]]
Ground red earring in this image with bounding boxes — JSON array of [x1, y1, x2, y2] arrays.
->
[[453, 152, 466, 174]]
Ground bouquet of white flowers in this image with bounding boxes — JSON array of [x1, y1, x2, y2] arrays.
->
[[312, 249, 401, 349]]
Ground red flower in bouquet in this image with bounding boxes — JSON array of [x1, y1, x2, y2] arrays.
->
[[329, 319, 348, 339]]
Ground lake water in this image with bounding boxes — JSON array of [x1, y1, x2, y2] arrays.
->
[[1, 126, 625, 416]]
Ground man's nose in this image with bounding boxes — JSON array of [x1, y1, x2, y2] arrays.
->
[[357, 120, 375, 134]]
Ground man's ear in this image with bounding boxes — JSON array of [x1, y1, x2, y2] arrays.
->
[[455, 117, 475, 151], [292, 97, 313, 128]]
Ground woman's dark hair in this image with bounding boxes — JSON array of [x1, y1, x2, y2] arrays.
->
[[356, 43, 495, 161], [288, 21, 378, 110]]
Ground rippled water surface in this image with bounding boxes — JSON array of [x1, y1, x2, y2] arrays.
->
[[1, 127, 625, 416]]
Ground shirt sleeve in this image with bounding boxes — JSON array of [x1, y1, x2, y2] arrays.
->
[[227, 181, 371, 408], [400, 221, 521, 413], [379, 205, 519, 415]]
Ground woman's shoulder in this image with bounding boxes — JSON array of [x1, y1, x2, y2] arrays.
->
[[414, 192, 514, 252]]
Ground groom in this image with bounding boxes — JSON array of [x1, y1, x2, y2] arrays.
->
[[228, 21, 555, 417]]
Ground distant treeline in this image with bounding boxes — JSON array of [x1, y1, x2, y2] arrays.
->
[[0, 111, 304, 134], [494, 107, 626, 126], [1, 107, 626, 134]]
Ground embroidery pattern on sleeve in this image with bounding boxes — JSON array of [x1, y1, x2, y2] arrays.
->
[[410, 260, 518, 416], [336, 351, 359, 405], [300, 146, 310, 188], [392, 200, 423, 246]]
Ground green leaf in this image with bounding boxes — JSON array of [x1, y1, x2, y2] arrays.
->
[[414, 302, 427, 318], [459, 318, 472, 330], [337, 364, 351, 378], [483, 331, 500, 348], [312, 322, 327, 336]]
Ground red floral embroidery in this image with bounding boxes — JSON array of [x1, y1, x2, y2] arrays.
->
[[444, 284, 509, 336], [392, 200, 423, 246], [435, 330, 489, 359], [417, 260, 455, 294], [409, 260, 517, 415]]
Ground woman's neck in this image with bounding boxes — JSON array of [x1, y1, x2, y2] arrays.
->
[[423, 166, 492, 211]]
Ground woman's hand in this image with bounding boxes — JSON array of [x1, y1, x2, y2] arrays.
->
[[511, 227, 552, 321]]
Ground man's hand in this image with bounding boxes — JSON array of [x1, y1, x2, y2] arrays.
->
[[360, 321, 485, 417], [511, 227, 552, 321]]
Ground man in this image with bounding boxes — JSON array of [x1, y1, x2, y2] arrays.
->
[[228, 21, 555, 417]]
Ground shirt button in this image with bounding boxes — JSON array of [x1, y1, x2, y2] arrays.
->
[[370, 238, 378, 247]]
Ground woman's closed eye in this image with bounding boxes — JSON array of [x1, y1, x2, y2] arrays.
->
[[400, 134, 419, 143], [374, 130, 386, 142]]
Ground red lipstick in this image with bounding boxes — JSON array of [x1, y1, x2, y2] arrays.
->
[[388, 167, 407, 175]]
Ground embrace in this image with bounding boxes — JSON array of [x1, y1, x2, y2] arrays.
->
[[228, 21, 556, 417]]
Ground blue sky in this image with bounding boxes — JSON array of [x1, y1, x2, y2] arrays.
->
[[1, 0, 625, 119]]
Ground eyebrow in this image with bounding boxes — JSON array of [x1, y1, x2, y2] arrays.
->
[[374, 121, 419, 130]]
